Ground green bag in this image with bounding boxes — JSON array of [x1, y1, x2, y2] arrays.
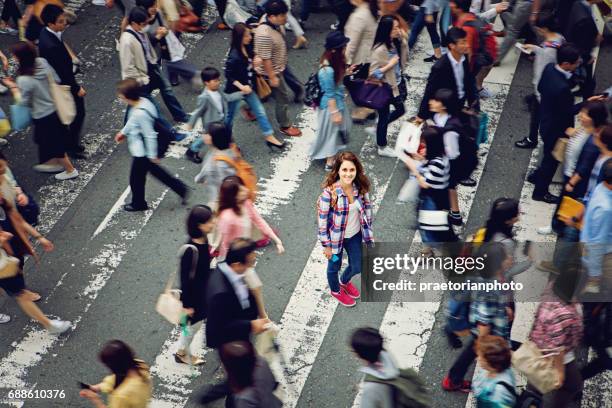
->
[[364, 368, 432, 408]]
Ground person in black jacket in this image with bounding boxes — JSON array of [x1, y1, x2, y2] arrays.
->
[[38, 4, 86, 158], [565, 0, 602, 99], [529, 44, 604, 203], [174, 205, 215, 366], [205, 238, 270, 349], [416, 27, 478, 121]]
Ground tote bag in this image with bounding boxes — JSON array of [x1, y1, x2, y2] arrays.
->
[[46, 71, 76, 125], [10, 104, 32, 131], [511, 340, 562, 394], [155, 245, 197, 325], [347, 79, 392, 110]]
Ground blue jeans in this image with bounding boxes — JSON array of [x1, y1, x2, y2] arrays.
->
[[147, 64, 190, 122], [326, 231, 362, 293], [408, 7, 441, 50], [226, 92, 274, 136]]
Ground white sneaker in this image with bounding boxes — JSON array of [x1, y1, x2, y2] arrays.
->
[[33, 164, 64, 173], [378, 146, 396, 158], [364, 126, 376, 138], [478, 87, 494, 99], [54, 169, 79, 180], [0, 313, 10, 324], [537, 226, 553, 235], [47, 320, 71, 334]]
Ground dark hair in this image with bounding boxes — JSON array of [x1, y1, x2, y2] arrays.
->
[[477, 242, 508, 279], [535, 13, 558, 32], [219, 341, 256, 392], [557, 44, 580, 65], [99, 340, 147, 388], [11, 41, 38, 76], [218, 176, 245, 215], [367, 0, 378, 19], [117, 78, 142, 101], [320, 48, 347, 85], [225, 238, 257, 265], [208, 122, 232, 150], [186, 205, 213, 239], [128, 6, 149, 24], [422, 126, 446, 160], [323, 151, 371, 197], [452, 0, 471, 13], [135, 0, 156, 9], [40, 4, 64, 26], [600, 125, 612, 151], [350, 327, 384, 364], [484, 198, 519, 242], [446, 27, 467, 46], [373, 15, 397, 50], [432, 88, 459, 116], [603, 158, 612, 184], [476, 335, 512, 373], [583, 101, 609, 129], [230, 23, 251, 57], [264, 0, 288, 16], [0, 151, 7, 162], [201, 66, 221, 83]]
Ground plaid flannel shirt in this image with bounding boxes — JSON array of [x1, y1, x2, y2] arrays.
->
[[469, 278, 512, 340], [317, 182, 373, 255]]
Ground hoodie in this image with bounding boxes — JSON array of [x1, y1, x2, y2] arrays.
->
[[359, 351, 400, 408], [16, 58, 61, 120]]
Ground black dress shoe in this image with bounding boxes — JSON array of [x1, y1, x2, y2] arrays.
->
[[532, 193, 559, 204], [458, 177, 477, 187], [185, 149, 202, 164], [515, 138, 537, 149], [123, 203, 149, 212]]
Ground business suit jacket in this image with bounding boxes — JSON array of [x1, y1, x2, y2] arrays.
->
[[205, 266, 258, 349], [566, 1, 598, 57], [417, 53, 478, 119], [537, 63, 581, 142], [38, 28, 80, 93]]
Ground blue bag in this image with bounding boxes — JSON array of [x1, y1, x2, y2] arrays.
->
[[10, 104, 32, 131]]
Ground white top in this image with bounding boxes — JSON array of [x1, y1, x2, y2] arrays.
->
[[46, 27, 63, 42], [563, 131, 589, 177], [448, 53, 466, 99], [344, 200, 361, 239], [433, 113, 460, 160], [208, 90, 224, 114]]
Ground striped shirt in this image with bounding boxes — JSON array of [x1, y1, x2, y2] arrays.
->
[[421, 156, 450, 189], [254, 22, 287, 75], [317, 182, 374, 255]]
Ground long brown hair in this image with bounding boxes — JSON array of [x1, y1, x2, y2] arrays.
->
[[218, 176, 244, 216], [11, 41, 38, 77], [322, 151, 371, 197], [320, 48, 346, 85]]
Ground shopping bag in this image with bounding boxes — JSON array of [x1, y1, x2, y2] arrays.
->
[[395, 121, 422, 161], [10, 104, 32, 131], [511, 340, 562, 394], [397, 176, 420, 203], [47, 72, 76, 125]]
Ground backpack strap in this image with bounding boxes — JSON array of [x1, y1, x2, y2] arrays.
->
[[180, 244, 199, 280], [215, 154, 238, 169], [492, 380, 517, 398]]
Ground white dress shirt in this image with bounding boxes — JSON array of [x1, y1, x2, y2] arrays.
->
[[46, 27, 63, 42], [219, 262, 250, 309], [448, 53, 466, 99], [554, 64, 573, 80]]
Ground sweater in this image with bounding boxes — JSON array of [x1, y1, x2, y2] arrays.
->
[[344, 4, 377, 65], [16, 58, 61, 119]]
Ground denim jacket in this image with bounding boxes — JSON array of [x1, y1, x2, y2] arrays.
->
[[318, 64, 346, 112], [317, 182, 373, 255], [120, 98, 158, 159]]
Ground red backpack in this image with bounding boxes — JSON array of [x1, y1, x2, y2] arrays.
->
[[458, 14, 498, 69]]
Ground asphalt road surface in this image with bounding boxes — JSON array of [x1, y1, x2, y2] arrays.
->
[[0, 1, 611, 407]]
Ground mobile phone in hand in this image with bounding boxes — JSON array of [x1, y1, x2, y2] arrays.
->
[[78, 381, 92, 390]]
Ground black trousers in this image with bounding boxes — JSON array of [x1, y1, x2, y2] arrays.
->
[[527, 94, 540, 143], [129, 157, 187, 208], [1, 0, 21, 25], [376, 98, 405, 147], [68, 89, 86, 151], [449, 336, 476, 384], [533, 130, 559, 197], [283, 65, 303, 98]]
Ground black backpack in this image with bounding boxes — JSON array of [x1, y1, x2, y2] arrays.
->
[[443, 116, 478, 181], [137, 108, 173, 158], [303, 68, 323, 108]]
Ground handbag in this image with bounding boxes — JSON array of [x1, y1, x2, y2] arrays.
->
[[0, 107, 11, 138], [395, 121, 422, 159], [255, 75, 272, 99], [155, 244, 198, 325], [0, 248, 20, 279], [511, 340, 562, 394], [347, 79, 393, 110], [10, 104, 32, 131], [552, 137, 568, 162], [418, 210, 450, 231], [46, 71, 76, 125]]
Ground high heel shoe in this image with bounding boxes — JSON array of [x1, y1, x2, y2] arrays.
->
[[266, 140, 287, 152]]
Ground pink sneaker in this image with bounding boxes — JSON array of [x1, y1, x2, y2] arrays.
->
[[331, 289, 356, 307], [340, 281, 360, 299]]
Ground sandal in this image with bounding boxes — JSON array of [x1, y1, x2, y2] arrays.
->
[[174, 351, 205, 366]]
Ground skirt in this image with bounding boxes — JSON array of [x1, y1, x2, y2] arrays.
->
[[310, 108, 351, 160], [33, 111, 69, 163]]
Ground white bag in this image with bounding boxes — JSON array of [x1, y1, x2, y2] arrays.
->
[[155, 245, 197, 325], [418, 210, 449, 231], [395, 121, 422, 163], [46, 71, 76, 126], [397, 175, 420, 203]]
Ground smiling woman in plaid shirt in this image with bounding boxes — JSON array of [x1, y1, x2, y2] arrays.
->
[[317, 151, 373, 307]]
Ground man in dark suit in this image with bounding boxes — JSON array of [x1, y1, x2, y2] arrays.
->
[[206, 238, 270, 349], [565, 0, 601, 99], [530, 44, 582, 203], [416, 27, 479, 121], [39, 4, 86, 159]]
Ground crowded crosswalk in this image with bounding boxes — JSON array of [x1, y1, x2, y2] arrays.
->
[[0, 0, 611, 407]]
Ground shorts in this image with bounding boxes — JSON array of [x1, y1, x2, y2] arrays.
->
[[0, 273, 26, 297]]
